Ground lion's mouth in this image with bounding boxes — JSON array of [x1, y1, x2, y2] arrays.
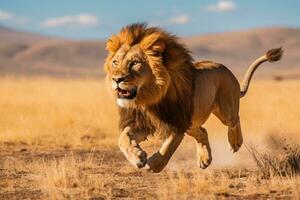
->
[[117, 87, 137, 99]]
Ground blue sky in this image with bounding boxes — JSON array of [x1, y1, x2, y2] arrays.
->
[[0, 0, 299, 40]]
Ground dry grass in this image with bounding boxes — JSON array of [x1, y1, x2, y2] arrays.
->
[[246, 135, 300, 177], [161, 134, 300, 199], [0, 77, 118, 148], [1, 78, 300, 146], [1, 150, 110, 199], [159, 168, 300, 199], [1, 77, 300, 199], [32, 152, 106, 199]]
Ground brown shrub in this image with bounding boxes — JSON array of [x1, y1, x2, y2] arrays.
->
[[246, 135, 300, 177]]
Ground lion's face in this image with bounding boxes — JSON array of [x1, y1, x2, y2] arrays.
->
[[104, 24, 174, 108], [105, 44, 160, 108]]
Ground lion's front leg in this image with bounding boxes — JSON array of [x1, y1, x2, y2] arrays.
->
[[119, 126, 148, 168], [146, 133, 184, 173]]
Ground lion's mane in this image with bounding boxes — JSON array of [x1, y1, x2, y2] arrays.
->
[[105, 23, 195, 135]]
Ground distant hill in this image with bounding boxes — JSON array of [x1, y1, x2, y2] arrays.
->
[[0, 26, 50, 43], [0, 26, 299, 78], [0, 27, 106, 77], [184, 27, 300, 78]]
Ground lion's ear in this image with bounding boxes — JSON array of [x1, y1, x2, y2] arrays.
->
[[140, 33, 165, 56], [151, 40, 165, 56], [106, 35, 121, 53]]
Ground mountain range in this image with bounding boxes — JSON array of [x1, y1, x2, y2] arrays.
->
[[0, 26, 299, 79]]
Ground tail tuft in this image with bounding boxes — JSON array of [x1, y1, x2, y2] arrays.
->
[[240, 47, 283, 98], [266, 47, 283, 62]]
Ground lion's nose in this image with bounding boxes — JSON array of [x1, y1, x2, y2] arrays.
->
[[112, 77, 125, 84]]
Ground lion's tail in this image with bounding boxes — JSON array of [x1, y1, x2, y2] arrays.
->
[[240, 47, 283, 98]]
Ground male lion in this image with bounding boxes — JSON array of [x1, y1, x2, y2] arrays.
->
[[104, 23, 282, 172]]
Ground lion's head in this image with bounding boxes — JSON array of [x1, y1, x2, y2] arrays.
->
[[104, 23, 193, 109]]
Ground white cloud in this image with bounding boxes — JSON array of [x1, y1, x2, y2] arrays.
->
[[150, 14, 190, 27], [167, 14, 190, 25], [0, 10, 14, 20], [206, 0, 237, 12], [43, 14, 98, 28], [0, 10, 30, 24]]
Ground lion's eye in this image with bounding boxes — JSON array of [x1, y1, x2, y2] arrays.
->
[[129, 61, 140, 67], [132, 61, 139, 65], [112, 60, 118, 67]]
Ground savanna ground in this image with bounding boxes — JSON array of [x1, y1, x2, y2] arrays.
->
[[1, 77, 300, 199]]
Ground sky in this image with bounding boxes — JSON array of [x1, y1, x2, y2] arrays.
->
[[0, 0, 299, 40]]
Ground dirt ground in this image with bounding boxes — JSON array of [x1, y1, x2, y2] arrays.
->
[[1, 141, 299, 200]]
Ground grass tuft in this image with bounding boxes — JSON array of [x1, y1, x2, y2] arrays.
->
[[246, 135, 300, 177]]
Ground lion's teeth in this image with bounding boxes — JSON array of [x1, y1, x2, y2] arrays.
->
[[118, 89, 131, 97]]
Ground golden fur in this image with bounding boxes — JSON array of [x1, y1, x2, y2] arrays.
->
[[104, 23, 283, 172], [104, 23, 194, 134]]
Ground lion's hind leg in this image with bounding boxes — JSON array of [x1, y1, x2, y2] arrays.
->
[[227, 117, 243, 152], [213, 82, 243, 153], [186, 127, 212, 169], [214, 107, 243, 153]]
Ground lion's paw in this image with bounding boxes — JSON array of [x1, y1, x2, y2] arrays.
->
[[125, 147, 147, 168], [228, 122, 243, 153], [145, 152, 167, 173], [228, 131, 243, 153], [197, 145, 212, 169], [228, 137, 243, 153]]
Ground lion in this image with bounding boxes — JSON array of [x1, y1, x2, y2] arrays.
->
[[104, 23, 282, 173]]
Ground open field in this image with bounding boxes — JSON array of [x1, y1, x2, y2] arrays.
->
[[1, 78, 300, 199]]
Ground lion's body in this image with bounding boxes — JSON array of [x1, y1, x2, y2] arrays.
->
[[104, 23, 283, 172], [192, 61, 240, 127]]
